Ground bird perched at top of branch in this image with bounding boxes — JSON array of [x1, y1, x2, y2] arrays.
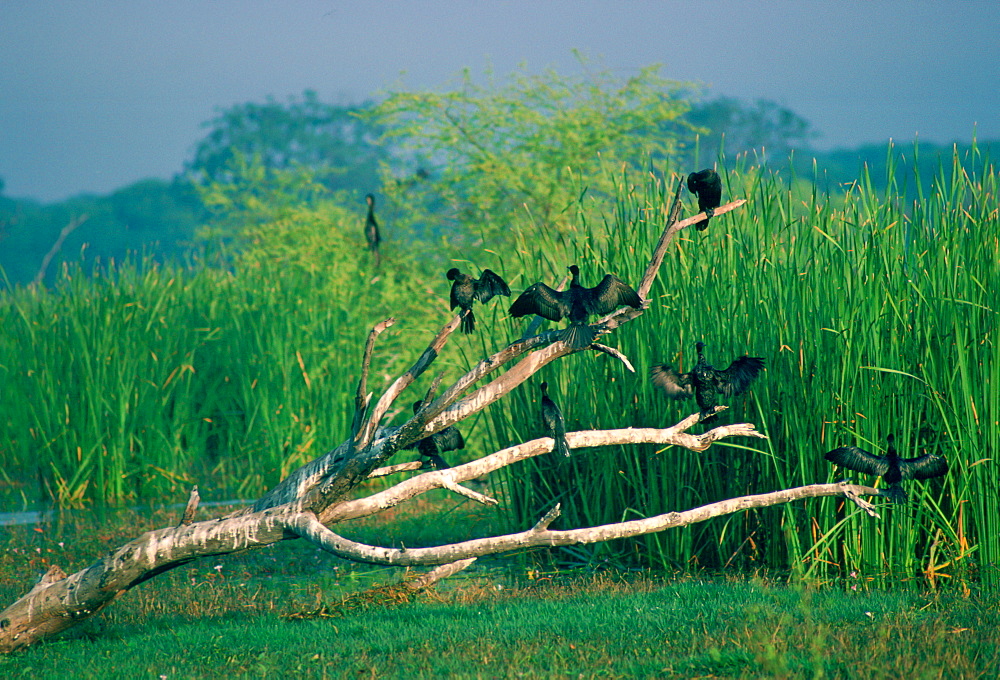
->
[[406, 400, 464, 470], [824, 434, 948, 504], [687, 169, 723, 231], [364, 193, 381, 266], [446, 268, 511, 334], [539, 382, 570, 457], [508, 264, 642, 349], [650, 341, 765, 423]]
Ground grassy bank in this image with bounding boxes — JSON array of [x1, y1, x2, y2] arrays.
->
[[1, 516, 996, 680]]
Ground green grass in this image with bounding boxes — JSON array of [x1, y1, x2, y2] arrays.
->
[[2, 564, 997, 678], [2, 500, 996, 676]]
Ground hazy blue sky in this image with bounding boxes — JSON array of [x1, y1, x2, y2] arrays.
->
[[2, 1, 997, 203]]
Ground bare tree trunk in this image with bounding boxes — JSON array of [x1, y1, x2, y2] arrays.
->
[[0, 189, 879, 653], [32, 215, 88, 287]]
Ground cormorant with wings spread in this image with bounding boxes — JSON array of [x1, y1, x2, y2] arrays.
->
[[650, 341, 764, 422], [824, 434, 948, 503], [446, 268, 511, 334], [509, 264, 642, 349]]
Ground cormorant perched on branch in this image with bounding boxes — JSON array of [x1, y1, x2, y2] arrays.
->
[[824, 434, 948, 503], [540, 382, 570, 457], [364, 193, 381, 266], [650, 341, 764, 423], [406, 400, 464, 470], [446, 268, 511, 334], [508, 264, 642, 349], [687, 169, 723, 231]]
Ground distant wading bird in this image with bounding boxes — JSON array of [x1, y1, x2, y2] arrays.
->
[[539, 382, 570, 457], [446, 268, 511, 334], [364, 193, 381, 266], [650, 341, 765, 423], [406, 400, 465, 470], [824, 434, 948, 503], [509, 264, 642, 349], [687, 169, 723, 231]]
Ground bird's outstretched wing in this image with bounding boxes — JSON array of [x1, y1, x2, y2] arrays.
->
[[650, 364, 694, 400], [717, 355, 765, 397], [899, 453, 949, 481], [586, 274, 642, 315], [509, 283, 567, 321], [475, 269, 511, 302], [824, 446, 890, 477]]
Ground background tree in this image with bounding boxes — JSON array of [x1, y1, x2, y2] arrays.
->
[[185, 90, 387, 196], [682, 96, 816, 166], [367, 57, 695, 246]]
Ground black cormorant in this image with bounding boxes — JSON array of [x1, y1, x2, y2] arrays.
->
[[406, 400, 464, 470], [364, 193, 381, 266], [540, 382, 570, 457], [650, 341, 764, 422], [824, 434, 948, 503], [508, 264, 642, 349], [446, 268, 511, 334], [687, 169, 723, 231]]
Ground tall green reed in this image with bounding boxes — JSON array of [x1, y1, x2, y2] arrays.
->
[[495, 142, 997, 583], [1, 140, 994, 586]]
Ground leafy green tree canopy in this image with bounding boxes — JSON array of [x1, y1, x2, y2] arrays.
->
[[367, 57, 696, 243], [186, 90, 386, 195]]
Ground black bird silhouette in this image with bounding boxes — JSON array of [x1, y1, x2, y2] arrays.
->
[[364, 193, 381, 266], [406, 400, 464, 470], [446, 268, 511, 334], [539, 382, 570, 457], [824, 434, 948, 503], [687, 169, 723, 231], [508, 264, 642, 349], [650, 341, 764, 423]]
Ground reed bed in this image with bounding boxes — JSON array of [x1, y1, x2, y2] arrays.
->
[[495, 143, 997, 583], [1, 141, 995, 583]]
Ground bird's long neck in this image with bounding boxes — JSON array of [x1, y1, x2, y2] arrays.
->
[[695, 346, 707, 367], [568, 268, 582, 289]]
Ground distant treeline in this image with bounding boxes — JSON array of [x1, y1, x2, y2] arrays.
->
[[0, 80, 994, 289]]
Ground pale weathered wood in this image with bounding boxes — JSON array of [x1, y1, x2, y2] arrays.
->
[[290, 482, 880, 566]]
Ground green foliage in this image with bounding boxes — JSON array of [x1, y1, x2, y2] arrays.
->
[[368, 56, 695, 244], [497, 140, 997, 582], [0, 178, 203, 288], [0, 251, 434, 506], [186, 90, 386, 195], [1, 137, 996, 583]]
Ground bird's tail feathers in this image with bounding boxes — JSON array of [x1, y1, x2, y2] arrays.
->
[[554, 434, 572, 458], [562, 324, 595, 349], [882, 484, 908, 504], [423, 453, 451, 470], [460, 308, 475, 334]]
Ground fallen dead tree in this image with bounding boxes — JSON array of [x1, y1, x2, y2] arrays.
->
[[0, 185, 881, 652]]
